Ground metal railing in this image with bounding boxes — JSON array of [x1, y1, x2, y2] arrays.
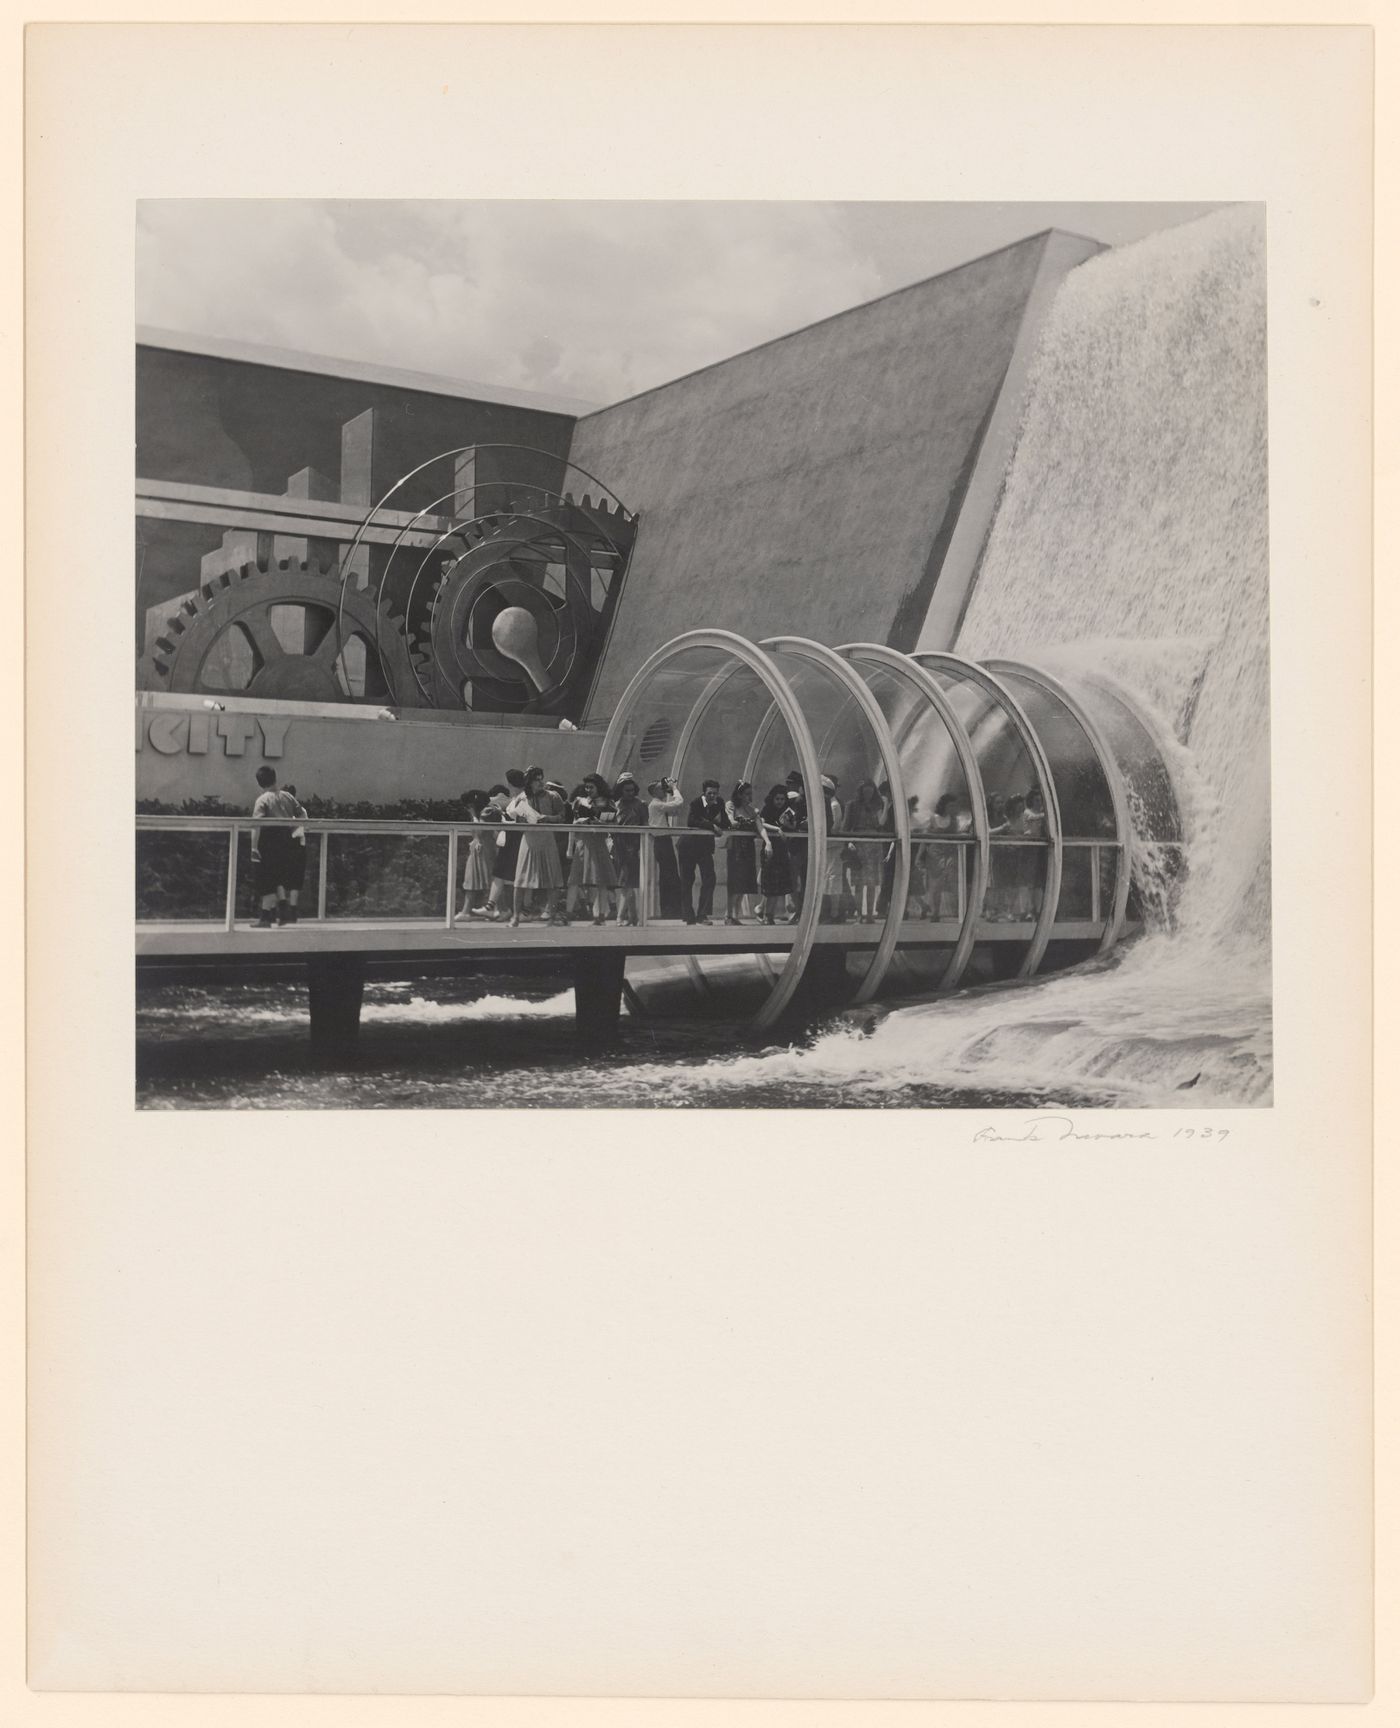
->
[[136, 817, 1135, 937], [139, 815, 895, 935]]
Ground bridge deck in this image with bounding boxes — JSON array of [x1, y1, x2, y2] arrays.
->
[[136, 914, 1108, 964]]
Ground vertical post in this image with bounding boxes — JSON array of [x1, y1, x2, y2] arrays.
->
[[224, 823, 239, 932], [339, 408, 376, 591], [308, 955, 366, 1060], [316, 830, 330, 921], [639, 828, 653, 928], [1090, 844, 1101, 924], [573, 951, 626, 1046], [452, 448, 477, 523], [446, 828, 459, 927]]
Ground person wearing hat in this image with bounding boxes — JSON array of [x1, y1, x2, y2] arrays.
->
[[646, 775, 685, 920], [609, 772, 648, 926], [568, 773, 617, 925], [508, 766, 567, 927]]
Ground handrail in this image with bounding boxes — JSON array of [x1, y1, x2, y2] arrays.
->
[[136, 815, 855, 838]]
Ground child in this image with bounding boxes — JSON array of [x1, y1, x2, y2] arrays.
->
[[457, 789, 493, 919], [249, 765, 303, 927]]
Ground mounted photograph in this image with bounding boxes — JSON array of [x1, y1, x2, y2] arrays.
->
[[133, 198, 1271, 1109]]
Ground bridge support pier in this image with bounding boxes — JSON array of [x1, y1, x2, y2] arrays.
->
[[573, 951, 626, 1046], [781, 946, 851, 1024], [307, 954, 366, 1057]]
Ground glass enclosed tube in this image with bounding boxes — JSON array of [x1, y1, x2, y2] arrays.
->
[[914, 652, 1063, 978], [595, 629, 826, 1028], [837, 643, 988, 992], [758, 637, 909, 1004], [984, 660, 1131, 953]]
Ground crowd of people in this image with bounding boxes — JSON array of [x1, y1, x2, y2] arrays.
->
[[245, 760, 1051, 931], [449, 764, 1045, 929]]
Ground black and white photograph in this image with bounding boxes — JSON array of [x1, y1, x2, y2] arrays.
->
[[24, 17, 1377, 1713], [135, 196, 1271, 1109]]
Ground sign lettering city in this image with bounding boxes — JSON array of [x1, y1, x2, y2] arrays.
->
[[135, 711, 293, 758]]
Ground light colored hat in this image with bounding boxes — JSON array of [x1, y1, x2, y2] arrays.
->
[[820, 774, 836, 792]]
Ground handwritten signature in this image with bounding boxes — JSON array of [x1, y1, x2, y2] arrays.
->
[[972, 1115, 1230, 1144]]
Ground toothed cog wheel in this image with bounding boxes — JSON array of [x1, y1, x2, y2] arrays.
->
[[141, 561, 425, 707], [412, 517, 599, 713]]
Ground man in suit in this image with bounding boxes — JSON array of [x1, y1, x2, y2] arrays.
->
[[677, 778, 731, 925]]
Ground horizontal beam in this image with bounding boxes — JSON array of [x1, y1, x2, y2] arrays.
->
[[136, 495, 454, 551], [138, 477, 455, 534], [135, 916, 1119, 963]]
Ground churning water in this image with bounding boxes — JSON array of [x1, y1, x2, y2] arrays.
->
[[137, 208, 1271, 1111]]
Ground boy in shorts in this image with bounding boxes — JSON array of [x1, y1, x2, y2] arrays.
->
[[250, 765, 304, 927]]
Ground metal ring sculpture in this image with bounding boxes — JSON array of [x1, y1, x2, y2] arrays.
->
[[596, 629, 827, 1031], [331, 446, 634, 707], [837, 643, 989, 992], [384, 487, 630, 706], [412, 509, 614, 712]]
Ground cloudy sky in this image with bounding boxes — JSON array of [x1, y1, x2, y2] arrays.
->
[[137, 200, 1224, 409]]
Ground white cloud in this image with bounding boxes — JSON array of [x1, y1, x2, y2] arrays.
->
[[136, 199, 1225, 407], [137, 200, 886, 405]]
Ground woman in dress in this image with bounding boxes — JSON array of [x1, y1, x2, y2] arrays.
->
[[570, 773, 617, 925], [480, 779, 521, 920], [844, 779, 886, 924], [457, 788, 493, 918], [609, 773, 648, 927], [818, 774, 847, 923], [758, 785, 793, 924], [1003, 792, 1033, 921], [508, 765, 567, 927], [923, 792, 959, 922], [723, 780, 761, 923]]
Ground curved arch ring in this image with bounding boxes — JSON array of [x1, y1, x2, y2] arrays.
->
[[913, 651, 1065, 979], [595, 628, 828, 1030], [760, 636, 911, 1006], [983, 658, 1134, 954], [838, 643, 989, 993]]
